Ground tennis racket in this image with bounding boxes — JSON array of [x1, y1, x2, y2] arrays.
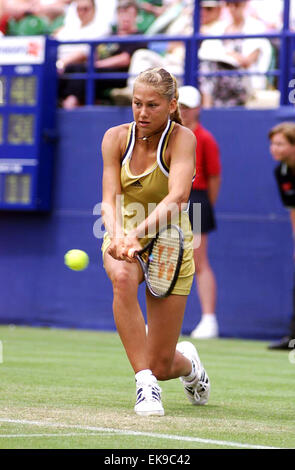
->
[[128, 224, 184, 298]]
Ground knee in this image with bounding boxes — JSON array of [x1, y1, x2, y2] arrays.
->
[[112, 268, 138, 294]]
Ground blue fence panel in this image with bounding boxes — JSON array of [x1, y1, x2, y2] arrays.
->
[[55, 0, 295, 105]]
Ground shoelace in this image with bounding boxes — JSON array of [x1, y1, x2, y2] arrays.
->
[[184, 366, 209, 401]]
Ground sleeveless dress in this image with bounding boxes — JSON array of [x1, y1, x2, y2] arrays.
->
[[101, 119, 195, 295]]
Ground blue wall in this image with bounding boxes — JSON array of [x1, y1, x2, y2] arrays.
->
[[1, 106, 295, 340]]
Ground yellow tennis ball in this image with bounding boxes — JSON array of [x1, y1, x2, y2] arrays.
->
[[64, 249, 89, 271]]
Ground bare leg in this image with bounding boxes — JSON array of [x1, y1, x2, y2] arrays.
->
[[194, 234, 216, 315], [191, 234, 218, 338], [146, 293, 192, 381], [104, 252, 148, 373]]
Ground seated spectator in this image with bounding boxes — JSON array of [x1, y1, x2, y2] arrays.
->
[[164, 0, 194, 36], [4, 0, 69, 36], [144, 0, 185, 35], [95, 0, 147, 104], [57, 0, 147, 108], [136, 0, 164, 33], [200, 0, 226, 35], [110, 0, 192, 104], [199, 0, 272, 108], [31, 0, 71, 33], [62, 0, 116, 34], [55, 0, 111, 109], [247, 0, 283, 32]]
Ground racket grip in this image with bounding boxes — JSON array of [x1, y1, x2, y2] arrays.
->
[[127, 248, 137, 259]]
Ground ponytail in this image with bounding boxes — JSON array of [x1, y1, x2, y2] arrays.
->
[[170, 74, 182, 125], [170, 104, 182, 125]]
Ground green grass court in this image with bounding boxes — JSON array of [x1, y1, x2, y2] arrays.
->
[[0, 325, 294, 449]]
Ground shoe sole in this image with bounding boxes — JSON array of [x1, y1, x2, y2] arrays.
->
[[135, 409, 165, 417]]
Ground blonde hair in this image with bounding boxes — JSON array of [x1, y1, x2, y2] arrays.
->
[[134, 67, 183, 125], [269, 122, 295, 145]]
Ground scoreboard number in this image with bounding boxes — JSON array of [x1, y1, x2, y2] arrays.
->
[[10, 76, 37, 105], [8, 114, 34, 145]]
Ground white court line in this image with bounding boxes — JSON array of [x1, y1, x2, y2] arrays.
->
[[0, 418, 280, 449], [0, 433, 117, 438]]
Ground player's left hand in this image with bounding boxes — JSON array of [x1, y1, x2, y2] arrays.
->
[[122, 235, 142, 263]]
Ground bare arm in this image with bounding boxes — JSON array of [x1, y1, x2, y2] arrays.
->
[[95, 52, 131, 70], [207, 174, 221, 205], [229, 48, 260, 68], [56, 50, 88, 73], [31, 0, 68, 20], [138, 3, 165, 17], [101, 126, 125, 241]]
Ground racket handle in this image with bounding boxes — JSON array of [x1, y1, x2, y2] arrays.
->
[[127, 248, 137, 259]]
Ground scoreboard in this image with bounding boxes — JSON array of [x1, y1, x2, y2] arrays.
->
[[0, 36, 57, 210]]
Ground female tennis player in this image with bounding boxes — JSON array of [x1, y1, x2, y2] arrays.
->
[[101, 67, 210, 416]]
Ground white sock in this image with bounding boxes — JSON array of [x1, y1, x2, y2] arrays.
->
[[135, 369, 154, 383], [202, 314, 216, 322], [184, 360, 197, 382]]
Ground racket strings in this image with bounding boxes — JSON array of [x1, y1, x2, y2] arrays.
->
[[147, 229, 181, 295]]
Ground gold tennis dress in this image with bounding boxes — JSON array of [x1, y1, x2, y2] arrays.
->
[[101, 119, 195, 295]]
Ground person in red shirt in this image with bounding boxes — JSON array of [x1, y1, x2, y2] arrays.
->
[[179, 85, 221, 339]]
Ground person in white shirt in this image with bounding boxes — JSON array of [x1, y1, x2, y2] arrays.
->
[[223, 0, 272, 91], [54, 0, 112, 108], [62, 0, 116, 32], [199, 0, 273, 107], [55, 0, 111, 71]]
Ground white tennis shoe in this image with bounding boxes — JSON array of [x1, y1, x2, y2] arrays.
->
[[134, 376, 164, 416], [176, 341, 210, 405]]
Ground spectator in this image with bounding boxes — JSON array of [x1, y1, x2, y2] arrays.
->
[[158, 0, 194, 36], [95, 0, 147, 104], [247, 0, 283, 32], [4, 0, 69, 36], [111, 0, 192, 104], [144, 0, 186, 35], [62, 0, 116, 33], [31, 0, 71, 33], [118, 40, 185, 104], [178, 86, 221, 339], [200, 0, 226, 35], [55, 0, 111, 109], [198, 0, 233, 108], [267, 122, 295, 350], [199, 0, 273, 108], [136, 0, 164, 33], [224, 0, 272, 89]]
